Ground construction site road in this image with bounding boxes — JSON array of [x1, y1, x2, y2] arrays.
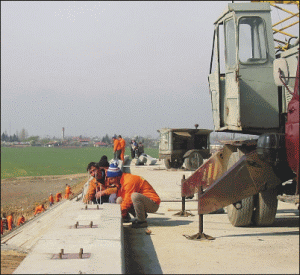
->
[[1, 159, 299, 274], [124, 159, 299, 274]]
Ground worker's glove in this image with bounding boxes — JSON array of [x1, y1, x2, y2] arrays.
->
[[95, 190, 106, 199]]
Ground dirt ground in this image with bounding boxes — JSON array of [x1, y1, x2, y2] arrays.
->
[[1, 173, 88, 274]]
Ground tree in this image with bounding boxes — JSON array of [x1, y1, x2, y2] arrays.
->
[[19, 128, 28, 141]]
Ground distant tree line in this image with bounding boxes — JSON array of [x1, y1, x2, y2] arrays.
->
[[1, 132, 20, 142]]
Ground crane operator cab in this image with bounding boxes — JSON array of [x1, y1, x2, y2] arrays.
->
[[208, 2, 279, 135]]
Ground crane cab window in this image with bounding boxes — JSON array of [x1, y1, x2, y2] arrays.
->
[[238, 17, 268, 64]]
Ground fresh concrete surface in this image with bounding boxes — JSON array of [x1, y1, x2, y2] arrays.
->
[[124, 159, 299, 274]]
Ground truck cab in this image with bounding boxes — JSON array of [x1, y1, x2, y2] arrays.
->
[[208, 2, 280, 134]]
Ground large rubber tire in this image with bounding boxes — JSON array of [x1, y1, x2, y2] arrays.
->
[[226, 151, 254, 227], [252, 188, 278, 226], [164, 159, 171, 169], [227, 197, 254, 227], [184, 152, 203, 171]]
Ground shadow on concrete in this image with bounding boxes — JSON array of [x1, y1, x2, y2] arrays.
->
[[148, 217, 194, 227], [218, 229, 299, 239], [270, 216, 299, 227], [123, 226, 163, 274]]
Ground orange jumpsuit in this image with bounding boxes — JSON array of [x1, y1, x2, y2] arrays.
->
[[7, 215, 13, 231], [114, 138, 121, 152], [17, 216, 25, 226], [55, 192, 62, 202], [84, 178, 117, 202], [64, 185, 73, 199], [119, 138, 126, 161], [49, 194, 54, 205], [1, 218, 3, 235], [113, 138, 122, 159], [34, 205, 45, 215], [117, 173, 161, 218]]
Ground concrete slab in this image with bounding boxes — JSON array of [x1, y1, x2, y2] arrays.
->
[[14, 239, 124, 274], [12, 200, 124, 274]]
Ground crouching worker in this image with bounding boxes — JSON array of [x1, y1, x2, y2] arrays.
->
[[84, 162, 117, 204], [34, 204, 45, 216], [106, 163, 160, 228], [17, 215, 25, 226]]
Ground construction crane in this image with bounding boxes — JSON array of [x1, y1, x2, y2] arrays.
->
[[251, 0, 299, 52]]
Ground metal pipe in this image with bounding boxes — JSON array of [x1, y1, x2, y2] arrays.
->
[[160, 199, 197, 202], [79, 248, 83, 259], [181, 175, 186, 212], [199, 186, 203, 234]]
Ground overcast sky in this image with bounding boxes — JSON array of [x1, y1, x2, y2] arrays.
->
[[1, 1, 298, 139]]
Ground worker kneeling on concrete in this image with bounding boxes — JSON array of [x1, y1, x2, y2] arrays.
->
[[106, 163, 161, 228], [85, 162, 117, 204]]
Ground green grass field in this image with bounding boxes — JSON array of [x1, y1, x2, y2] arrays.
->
[[1, 146, 159, 179]]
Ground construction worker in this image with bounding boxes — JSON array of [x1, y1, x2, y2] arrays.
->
[[6, 214, 13, 231], [64, 184, 73, 199], [17, 215, 25, 226], [84, 162, 117, 204], [106, 163, 160, 228], [130, 139, 138, 159], [49, 193, 54, 206], [118, 135, 126, 161], [55, 192, 62, 202], [1, 217, 3, 235], [34, 204, 45, 215], [112, 135, 122, 160]]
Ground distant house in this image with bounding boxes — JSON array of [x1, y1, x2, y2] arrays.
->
[[79, 139, 90, 146], [94, 141, 108, 147]]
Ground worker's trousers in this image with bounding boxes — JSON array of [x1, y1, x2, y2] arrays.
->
[[117, 192, 159, 221]]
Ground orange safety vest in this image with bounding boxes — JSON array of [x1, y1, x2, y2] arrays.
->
[[117, 173, 160, 218], [17, 216, 25, 226], [114, 139, 121, 151], [34, 205, 45, 215], [49, 195, 54, 203], [7, 215, 13, 230], [56, 193, 62, 202]]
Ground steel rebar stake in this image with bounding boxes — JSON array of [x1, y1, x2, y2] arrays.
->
[[79, 248, 83, 259], [183, 186, 215, 241], [174, 175, 194, 217]]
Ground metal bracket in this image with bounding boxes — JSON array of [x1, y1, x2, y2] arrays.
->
[[52, 248, 91, 259]]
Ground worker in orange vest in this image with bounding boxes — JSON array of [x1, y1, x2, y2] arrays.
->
[[118, 135, 126, 161], [49, 193, 54, 206], [55, 192, 62, 202], [34, 204, 45, 216], [6, 214, 13, 231], [112, 135, 122, 160], [1, 217, 3, 235], [17, 215, 25, 226], [64, 184, 73, 199]]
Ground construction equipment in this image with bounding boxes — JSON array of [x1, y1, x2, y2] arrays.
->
[[158, 127, 212, 170], [182, 1, 299, 227]]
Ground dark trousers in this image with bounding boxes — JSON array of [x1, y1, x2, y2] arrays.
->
[[114, 150, 122, 160]]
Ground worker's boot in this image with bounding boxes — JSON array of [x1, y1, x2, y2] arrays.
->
[[131, 220, 148, 228]]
